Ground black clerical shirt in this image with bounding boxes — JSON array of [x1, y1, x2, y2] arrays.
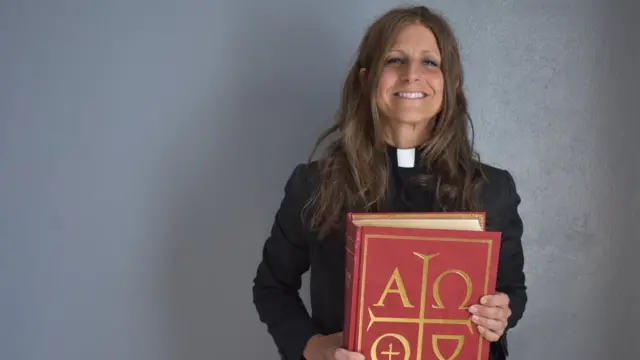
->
[[252, 146, 527, 360]]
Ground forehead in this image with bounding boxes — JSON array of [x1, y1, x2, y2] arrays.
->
[[389, 23, 440, 53]]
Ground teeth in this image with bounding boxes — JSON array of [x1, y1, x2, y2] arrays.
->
[[396, 92, 425, 99]]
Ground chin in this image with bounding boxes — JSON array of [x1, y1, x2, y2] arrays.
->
[[390, 113, 432, 126]]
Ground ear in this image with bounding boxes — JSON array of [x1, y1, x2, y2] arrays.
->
[[359, 68, 367, 83]]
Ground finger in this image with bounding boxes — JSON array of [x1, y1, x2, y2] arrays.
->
[[334, 348, 365, 360], [470, 304, 511, 321], [480, 293, 509, 307], [477, 325, 501, 342], [471, 314, 506, 333]]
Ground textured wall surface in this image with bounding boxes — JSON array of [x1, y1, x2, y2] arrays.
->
[[1, 0, 638, 359]]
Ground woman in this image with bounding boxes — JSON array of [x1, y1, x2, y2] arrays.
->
[[252, 5, 527, 360]]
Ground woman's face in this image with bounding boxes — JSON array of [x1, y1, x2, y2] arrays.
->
[[374, 23, 444, 130]]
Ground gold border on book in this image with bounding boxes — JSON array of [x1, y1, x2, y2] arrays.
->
[[356, 233, 494, 360]]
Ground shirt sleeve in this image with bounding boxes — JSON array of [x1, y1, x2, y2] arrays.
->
[[495, 170, 528, 330], [252, 164, 320, 360]]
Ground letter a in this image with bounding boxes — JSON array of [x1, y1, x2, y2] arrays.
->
[[374, 268, 414, 308]]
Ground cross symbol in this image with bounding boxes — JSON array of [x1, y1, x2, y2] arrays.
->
[[380, 342, 400, 360], [367, 252, 476, 360]]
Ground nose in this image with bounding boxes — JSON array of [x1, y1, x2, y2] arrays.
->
[[401, 61, 422, 82]]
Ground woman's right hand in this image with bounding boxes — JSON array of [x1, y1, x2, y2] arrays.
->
[[303, 332, 365, 360]]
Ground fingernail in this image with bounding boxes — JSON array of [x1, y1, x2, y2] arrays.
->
[[469, 306, 477, 313], [472, 315, 479, 322], [481, 297, 488, 305]]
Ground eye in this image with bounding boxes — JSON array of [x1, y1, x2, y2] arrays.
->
[[423, 58, 439, 67], [385, 57, 404, 65]]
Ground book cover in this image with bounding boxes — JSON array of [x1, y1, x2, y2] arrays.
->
[[343, 212, 502, 360]]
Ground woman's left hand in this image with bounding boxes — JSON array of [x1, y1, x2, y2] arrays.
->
[[469, 292, 511, 342]]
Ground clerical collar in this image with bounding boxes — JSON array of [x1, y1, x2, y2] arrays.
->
[[384, 143, 422, 169], [396, 147, 416, 168], [387, 144, 417, 168]]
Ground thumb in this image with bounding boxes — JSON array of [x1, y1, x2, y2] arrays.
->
[[335, 348, 365, 360]]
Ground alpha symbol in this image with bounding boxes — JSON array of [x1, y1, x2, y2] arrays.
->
[[374, 268, 414, 308]]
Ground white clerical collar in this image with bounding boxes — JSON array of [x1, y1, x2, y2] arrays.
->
[[396, 148, 416, 168]]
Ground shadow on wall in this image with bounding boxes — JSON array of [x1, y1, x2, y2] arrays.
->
[[158, 3, 354, 360], [595, 2, 640, 357]]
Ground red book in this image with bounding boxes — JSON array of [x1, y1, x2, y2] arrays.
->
[[343, 212, 501, 360]]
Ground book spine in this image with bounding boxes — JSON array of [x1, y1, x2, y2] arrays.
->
[[343, 214, 362, 351]]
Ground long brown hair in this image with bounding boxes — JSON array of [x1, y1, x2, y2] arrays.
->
[[305, 6, 486, 237]]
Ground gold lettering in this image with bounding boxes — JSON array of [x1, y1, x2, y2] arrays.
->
[[432, 335, 464, 360], [432, 269, 473, 310], [366, 252, 475, 360], [374, 268, 414, 308], [381, 343, 399, 360], [371, 333, 410, 360], [413, 252, 439, 360]]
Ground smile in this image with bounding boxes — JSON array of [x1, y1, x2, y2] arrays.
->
[[394, 91, 426, 99]]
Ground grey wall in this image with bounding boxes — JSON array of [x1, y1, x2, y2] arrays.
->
[[1, 1, 638, 359]]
